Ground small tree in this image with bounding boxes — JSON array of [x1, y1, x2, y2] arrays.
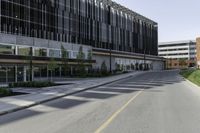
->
[[126, 65, 131, 71], [77, 46, 85, 60], [179, 59, 187, 67], [76, 46, 86, 76], [48, 58, 58, 82], [135, 63, 139, 70], [131, 64, 135, 70], [101, 61, 108, 76], [61, 45, 69, 76], [24, 47, 33, 82], [87, 50, 93, 73], [87, 50, 92, 60], [115, 63, 121, 71], [121, 64, 125, 71], [139, 64, 143, 70]]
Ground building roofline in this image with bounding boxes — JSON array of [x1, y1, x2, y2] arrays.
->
[[159, 40, 196, 45], [98, 0, 157, 25]]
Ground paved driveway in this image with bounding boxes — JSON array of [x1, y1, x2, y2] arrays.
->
[[0, 70, 200, 133]]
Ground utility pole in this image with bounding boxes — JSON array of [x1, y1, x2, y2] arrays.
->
[[30, 46, 33, 82], [109, 43, 112, 73], [108, 5, 112, 73], [143, 48, 146, 71]]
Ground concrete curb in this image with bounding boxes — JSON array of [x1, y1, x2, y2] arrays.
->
[[179, 73, 200, 89], [0, 72, 144, 116], [183, 77, 200, 89]]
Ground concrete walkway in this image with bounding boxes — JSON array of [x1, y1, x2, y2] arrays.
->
[[0, 71, 145, 116]]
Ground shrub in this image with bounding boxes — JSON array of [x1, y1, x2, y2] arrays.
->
[[0, 88, 13, 96], [115, 63, 121, 72], [123, 71, 129, 74], [9, 81, 55, 88], [101, 61, 109, 76], [139, 64, 143, 70], [131, 64, 135, 70], [135, 63, 139, 70]]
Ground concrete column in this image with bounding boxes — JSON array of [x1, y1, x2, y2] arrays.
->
[[47, 48, 50, 57], [5, 67, 8, 84], [15, 66, 17, 83], [32, 67, 34, 81], [71, 66, 73, 76], [15, 45, 18, 55], [32, 47, 35, 56]]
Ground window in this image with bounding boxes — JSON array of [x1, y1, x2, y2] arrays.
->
[[0, 0, 158, 56], [73, 51, 78, 59], [17, 46, 31, 56], [0, 44, 15, 55], [0, 66, 15, 82], [49, 49, 60, 58], [34, 48, 47, 57], [67, 51, 72, 59]]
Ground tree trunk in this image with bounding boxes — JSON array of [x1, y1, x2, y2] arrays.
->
[[51, 70, 53, 82]]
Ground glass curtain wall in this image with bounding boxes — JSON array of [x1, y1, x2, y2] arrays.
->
[[0, 0, 158, 55], [0, 66, 15, 83]]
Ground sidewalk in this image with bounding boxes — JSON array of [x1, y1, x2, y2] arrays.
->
[[0, 71, 145, 116]]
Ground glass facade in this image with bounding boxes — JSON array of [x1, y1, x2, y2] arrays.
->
[[34, 48, 47, 57], [0, 44, 15, 55], [17, 46, 31, 56], [0, 66, 15, 82], [0, 43, 89, 60], [49, 49, 61, 58], [0, 0, 158, 56]]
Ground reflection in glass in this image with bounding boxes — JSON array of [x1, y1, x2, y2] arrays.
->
[[0, 66, 15, 83], [18, 46, 31, 56], [0, 0, 158, 55], [49, 49, 60, 58], [0, 66, 6, 82], [0, 44, 15, 55], [34, 48, 47, 57]]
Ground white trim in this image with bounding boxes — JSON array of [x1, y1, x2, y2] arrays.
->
[[159, 40, 196, 45]]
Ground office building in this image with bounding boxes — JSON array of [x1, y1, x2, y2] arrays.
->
[[196, 37, 200, 68], [158, 40, 196, 69], [0, 0, 164, 83]]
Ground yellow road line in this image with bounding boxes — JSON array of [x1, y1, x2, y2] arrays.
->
[[94, 90, 143, 133]]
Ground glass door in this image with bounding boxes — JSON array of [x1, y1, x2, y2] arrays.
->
[[0, 66, 6, 83]]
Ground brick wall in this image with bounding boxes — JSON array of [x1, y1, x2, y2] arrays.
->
[[166, 59, 196, 69], [196, 38, 200, 68]]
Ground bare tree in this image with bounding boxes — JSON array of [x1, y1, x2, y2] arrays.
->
[[61, 45, 69, 77], [48, 58, 58, 82], [76, 46, 86, 76]]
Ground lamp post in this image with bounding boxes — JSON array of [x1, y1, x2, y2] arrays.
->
[[29, 45, 33, 82], [143, 48, 146, 71], [108, 5, 112, 74], [109, 43, 112, 73]]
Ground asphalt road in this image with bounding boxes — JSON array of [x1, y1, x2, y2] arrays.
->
[[0, 70, 200, 133]]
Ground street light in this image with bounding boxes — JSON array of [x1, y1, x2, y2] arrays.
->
[[109, 43, 112, 73], [143, 48, 146, 71]]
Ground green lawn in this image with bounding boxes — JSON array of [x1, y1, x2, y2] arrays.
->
[[180, 69, 200, 86]]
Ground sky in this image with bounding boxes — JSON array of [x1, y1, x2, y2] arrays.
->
[[114, 0, 200, 42]]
